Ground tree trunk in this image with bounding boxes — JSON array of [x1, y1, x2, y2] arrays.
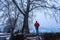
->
[[22, 13, 29, 34]]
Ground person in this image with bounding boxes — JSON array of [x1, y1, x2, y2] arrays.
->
[[34, 21, 40, 35], [34, 21, 40, 40]]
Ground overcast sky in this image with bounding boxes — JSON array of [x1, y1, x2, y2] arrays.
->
[[30, 11, 60, 33], [29, 0, 60, 33]]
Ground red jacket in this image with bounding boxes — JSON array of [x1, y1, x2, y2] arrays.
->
[[34, 22, 40, 28]]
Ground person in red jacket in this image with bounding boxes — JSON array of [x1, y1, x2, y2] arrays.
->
[[34, 21, 40, 35]]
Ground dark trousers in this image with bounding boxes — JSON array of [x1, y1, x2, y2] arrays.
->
[[36, 28, 40, 40], [36, 28, 39, 35]]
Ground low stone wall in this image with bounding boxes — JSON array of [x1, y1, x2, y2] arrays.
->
[[0, 37, 6, 40]]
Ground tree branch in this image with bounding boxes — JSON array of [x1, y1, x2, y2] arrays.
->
[[29, 5, 60, 12], [21, 0, 25, 12], [0, 0, 8, 8], [25, 0, 30, 13], [30, 0, 34, 5], [12, 0, 25, 15]]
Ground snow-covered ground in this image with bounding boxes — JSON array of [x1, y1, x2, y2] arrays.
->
[[0, 33, 10, 40]]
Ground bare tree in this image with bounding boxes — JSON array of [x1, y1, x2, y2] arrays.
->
[[12, 0, 60, 34], [0, 0, 23, 33]]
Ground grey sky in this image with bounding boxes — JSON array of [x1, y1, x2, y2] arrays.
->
[[29, 0, 60, 33]]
